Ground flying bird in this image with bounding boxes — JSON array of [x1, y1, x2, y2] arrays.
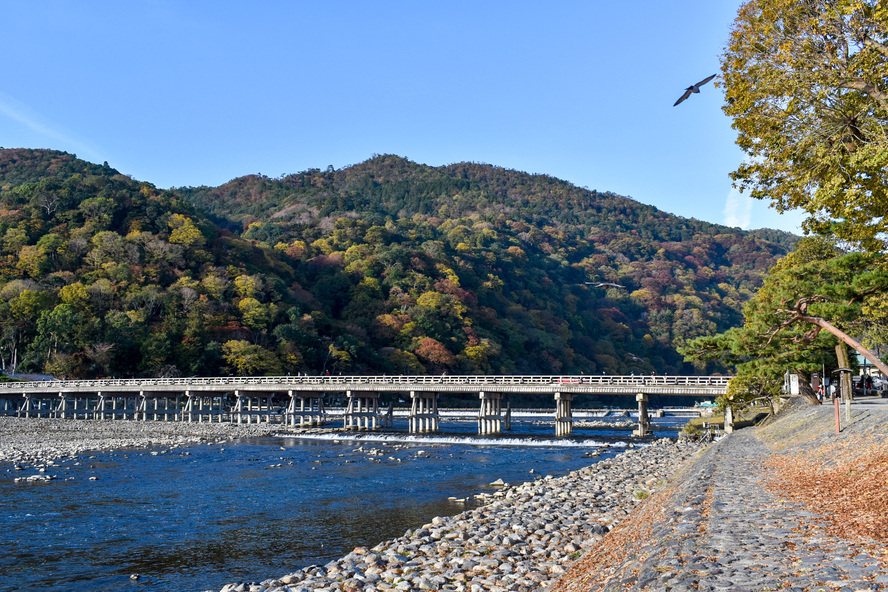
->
[[585, 282, 625, 289], [673, 74, 717, 106]]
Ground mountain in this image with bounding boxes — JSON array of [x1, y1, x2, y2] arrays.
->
[[0, 149, 795, 379]]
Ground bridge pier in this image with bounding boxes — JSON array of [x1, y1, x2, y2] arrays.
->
[[57, 392, 70, 419], [408, 391, 439, 433], [58, 392, 94, 419], [137, 392, 179, 421], [344, 391, 382, 430], [184, 391, 226, 423], [554, 391, 573, 436], [95, 392, 139, 420], [56, 392, 66, 419], [19, 393, 56, 418], [634, 393, 653, 437], [287, 391, 326, 426], [478, 392, 510, 434], [234, 391, 280, 424]]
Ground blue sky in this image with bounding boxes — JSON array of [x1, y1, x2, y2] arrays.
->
[[1, 1, 805, 233]]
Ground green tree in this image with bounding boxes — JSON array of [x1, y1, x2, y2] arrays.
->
[[682, 237, 888, 408], [32, 304, 83, 366], [722, 0, 888, 250], [222, 339, 282, 375]]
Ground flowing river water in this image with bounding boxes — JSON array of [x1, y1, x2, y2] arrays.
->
[[0, 414, 686, 592]]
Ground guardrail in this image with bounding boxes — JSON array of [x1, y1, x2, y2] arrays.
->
[[0, 374, 731, 392]]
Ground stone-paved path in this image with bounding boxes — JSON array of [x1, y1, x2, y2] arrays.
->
[[671, 431, 886, 592], [553, 421, 888, 592]]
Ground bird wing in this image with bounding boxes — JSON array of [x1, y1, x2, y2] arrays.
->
[[673, 88, 693, 106], [695, 74, 717, 87]]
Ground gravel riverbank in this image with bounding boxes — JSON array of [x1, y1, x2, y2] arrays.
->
[[214, 438, 708, 592], [0, 416, 292, 468]]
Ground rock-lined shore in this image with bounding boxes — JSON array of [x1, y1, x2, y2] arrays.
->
[[215, 438, 707, 592]]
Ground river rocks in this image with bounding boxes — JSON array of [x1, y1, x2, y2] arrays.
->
[[216, 438, 705, 592], [0, 416, 290, 469], [13, 473, 55, 483]]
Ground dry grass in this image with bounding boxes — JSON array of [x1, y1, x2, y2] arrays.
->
[[548, 454, 708, 592]]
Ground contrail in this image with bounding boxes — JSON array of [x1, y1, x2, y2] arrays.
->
[[0, 92, 104, 163], [723, 187, 752, 229]]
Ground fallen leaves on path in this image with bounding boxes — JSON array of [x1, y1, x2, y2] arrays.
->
[[766, 436, 888, 544]]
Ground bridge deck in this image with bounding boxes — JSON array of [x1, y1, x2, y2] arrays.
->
[[0, 375, 728, 434], [0, 374, 730, 396]]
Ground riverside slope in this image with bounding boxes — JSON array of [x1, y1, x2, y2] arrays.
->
[[552, 400, 888, 591]]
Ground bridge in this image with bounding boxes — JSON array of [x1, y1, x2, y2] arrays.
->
[[0, 374, 730, 437]]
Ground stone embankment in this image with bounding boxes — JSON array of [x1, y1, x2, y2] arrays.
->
[[215, 439, 707, 592]]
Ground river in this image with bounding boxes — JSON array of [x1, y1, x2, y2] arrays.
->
[[0, 413, 686, 592]]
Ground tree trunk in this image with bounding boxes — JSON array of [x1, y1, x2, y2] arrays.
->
[[798, 314, 888, 377], [835, 343, 854, 401], [795, 370, 821, 405]]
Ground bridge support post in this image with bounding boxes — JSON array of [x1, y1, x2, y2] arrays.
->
[[344, 391, 381, 430], [409, 391, 439, 433], [344, 390, 353, 429], [234, 390, 244, 424], [478, 391, 504, 434], [554, 391, 573, 436], [184, 391, 194, 422], [287, 391, 326, 426], [634, 393, 652, 437]]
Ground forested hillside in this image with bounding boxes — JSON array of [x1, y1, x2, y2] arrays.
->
[[0, 149, 795, 378]]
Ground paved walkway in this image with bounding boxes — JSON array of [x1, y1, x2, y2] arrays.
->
[[665, 431, 886, 591], [553, 405, 888, 592]]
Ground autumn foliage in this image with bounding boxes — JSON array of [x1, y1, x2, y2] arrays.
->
[[0, 149, 792, 378]]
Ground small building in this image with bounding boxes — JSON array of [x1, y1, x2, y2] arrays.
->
[[696, 400, 718, 417]]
